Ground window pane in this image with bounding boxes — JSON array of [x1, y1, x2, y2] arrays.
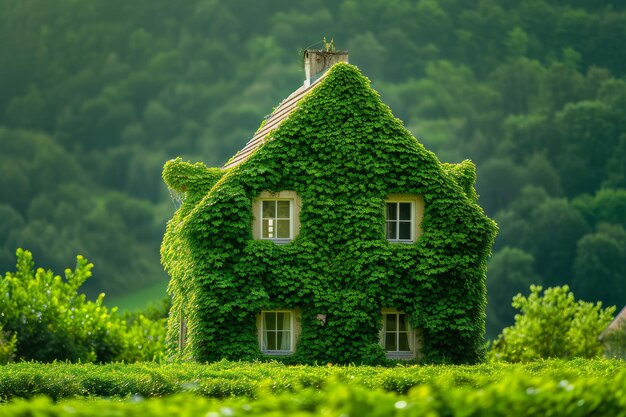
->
[[399, 203, 412, 220], [276, 312, 288, 330], [278, 330, 291, 350], [399, 332, 410, 351], [398, 314, 407, 331], [262, 201, 276, 218], [386, 203, 397, 220], [277, 201, 290, 218], [386, 222, 396, 240], [399, 222, 411, 240], [262, 311, 293, 352], [264, 312, 276, 330], [385, 314, 397, 331], [262, 219, 273, 238], [265, 331, 277, 351], [385, 333, 397, 351], [276, 220, 290, 238]]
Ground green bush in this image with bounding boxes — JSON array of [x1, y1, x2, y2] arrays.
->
[[0, 248, 166, 362], [491, 285, 615, 362]]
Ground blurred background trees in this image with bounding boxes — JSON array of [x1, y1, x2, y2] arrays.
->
[[0, 0, 624, 337]]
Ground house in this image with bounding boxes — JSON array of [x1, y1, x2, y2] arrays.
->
[[161, 50, 497, 364], [599, 305, 626, 359]]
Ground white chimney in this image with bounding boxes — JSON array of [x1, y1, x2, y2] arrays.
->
[[303, 50, 349, 87]]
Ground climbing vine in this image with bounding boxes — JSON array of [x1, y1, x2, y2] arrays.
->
[[161, 63, 497, 364]]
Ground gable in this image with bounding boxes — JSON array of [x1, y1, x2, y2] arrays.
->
[[231, 64, 441, 184]]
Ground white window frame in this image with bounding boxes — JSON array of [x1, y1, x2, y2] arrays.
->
[[381, 310, 416, 359], [385, 201, 415, 242], [259, 310, 295, 355], [259, 199, 293, 244], [384, 194, 424, 243]]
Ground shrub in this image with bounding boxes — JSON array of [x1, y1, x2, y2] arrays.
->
[[0, 248, 166, 362], [491, 285, 615, 362]]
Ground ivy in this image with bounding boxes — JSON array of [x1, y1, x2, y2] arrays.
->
[[161, 63, 497, 364]]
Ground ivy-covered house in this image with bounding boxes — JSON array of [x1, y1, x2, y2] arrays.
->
[[161, 50, 497, 364]]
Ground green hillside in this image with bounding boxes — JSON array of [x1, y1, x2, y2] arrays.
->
[[104, 280, 168, 312]]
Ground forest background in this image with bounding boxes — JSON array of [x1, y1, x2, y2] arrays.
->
[[0, 0, 624, 338]]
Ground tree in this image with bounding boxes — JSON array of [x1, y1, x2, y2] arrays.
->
[[476, 158, 525, 215], [528, 198, 590, 285], [486, 247, 538, 338], [573, 188, 626, 230], [555, 100, 621, 197], [501, 113, 558, 162], [489, 57, 544, 115], [604, 135, 626, 189], [572, 224, 626, 308], [491, 285, 615, 362], [523, 153, 563, 197]]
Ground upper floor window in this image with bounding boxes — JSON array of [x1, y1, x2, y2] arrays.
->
[[386, 202, 414, 242], [259, 310, 294, 354], [381, 310, 415, 359], [261, 200, 292, 240], [252, 191, 301, 243], [385, 194, 425, 243]]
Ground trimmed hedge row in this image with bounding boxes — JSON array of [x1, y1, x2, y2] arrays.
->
[[3, 361, 626, 416], [0, 359, 623, 401]]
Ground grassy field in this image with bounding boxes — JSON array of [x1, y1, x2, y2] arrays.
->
[[1, 359, 625, 416]]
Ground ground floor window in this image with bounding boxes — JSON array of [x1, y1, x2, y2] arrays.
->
[[381, 311, 415, 358], [260, 310, 294, 354]]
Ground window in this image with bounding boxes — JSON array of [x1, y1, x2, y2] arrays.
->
[[252, 191, 301, 243], [261, 200, 292, 240], [381, 311, 415, 358], [386, 202, 414, 242], [385, 194, 425, 243], [260, 310, 294, 354]]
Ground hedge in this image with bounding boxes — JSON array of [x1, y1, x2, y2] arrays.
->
[[0, 359, 622, 401], [2, 360, 626, 416]]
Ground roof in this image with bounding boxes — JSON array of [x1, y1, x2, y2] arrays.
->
[[223, 72, 327, 170], [600, 304, 626, 340]]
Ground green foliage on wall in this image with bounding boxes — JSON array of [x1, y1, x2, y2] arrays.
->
[[163, 157, 224, 196], [161, 63, 497, 364]]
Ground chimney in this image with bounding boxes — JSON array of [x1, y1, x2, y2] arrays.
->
[[304, 50, 349, 87]]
